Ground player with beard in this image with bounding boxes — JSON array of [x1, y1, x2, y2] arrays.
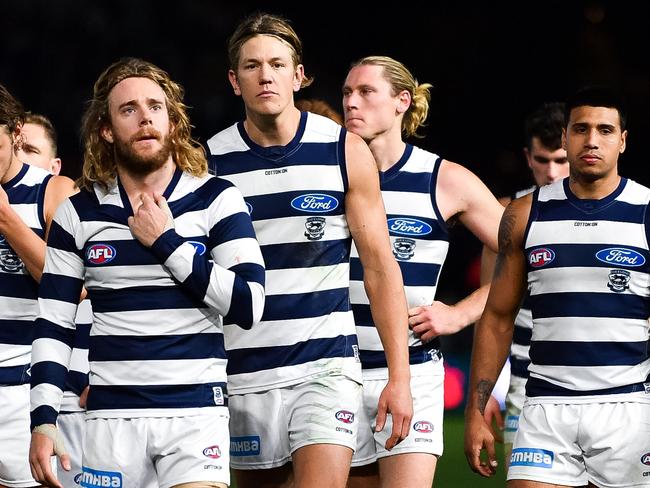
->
[[28, 58, 265, 488]]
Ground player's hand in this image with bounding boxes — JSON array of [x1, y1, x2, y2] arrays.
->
[[29, 425, 70, 488], [482, 395, 504, 443], [464, 409, 498, 477], [376, 377, 413, 450], [408, 301, 462, 341], [128, 193, 174, 247]]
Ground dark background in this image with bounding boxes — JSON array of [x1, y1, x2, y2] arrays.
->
[[2, 0, 648, 354]]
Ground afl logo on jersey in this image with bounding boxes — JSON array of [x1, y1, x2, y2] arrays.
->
[[413, 421, 434, 433], [86, 244, 116, 265], [595, 247, 645, 267], [335, 410, 355, 424], [387, 218, 432, 237], [203, 445, 222, 459], [187, 241, 207, 256], [528, 248, 555, 268], [291, 193, 339, 213]]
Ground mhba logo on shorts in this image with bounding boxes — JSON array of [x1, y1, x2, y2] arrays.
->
[[86, 244, 116, 265], [79, 467, 122, 487], [387, 217, 432, 237], [203, 445, 221, 459], [595, 247, 646, 267], [335, 410, 355, 424], [230, 435, 261, 456], [291, 193, 339, 213], [510, 448, 554, 468], [528, 247, 555, 268], [413, 421, 433, 433]]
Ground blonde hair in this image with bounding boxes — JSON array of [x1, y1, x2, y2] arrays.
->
[[228, 12, 313, 88], [79, 57, 206, 190], [351, 56, 431, 138]]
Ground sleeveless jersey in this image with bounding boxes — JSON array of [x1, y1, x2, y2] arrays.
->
[[0, 163, 52, 385], [349, 145, 448, 376], [30, 170, 265, 426], [524, 178, 650, 400], [207, 112, 360, 394], [510, 186, 536, 380]]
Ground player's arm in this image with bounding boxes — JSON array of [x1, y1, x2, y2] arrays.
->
[[464, 195, 531, 477], [0, 175, 76, 282], [344, 131, 412, 450], [409, 161, 504, 340], [133, 185, 265, 328], [30, 198, 84, 487]]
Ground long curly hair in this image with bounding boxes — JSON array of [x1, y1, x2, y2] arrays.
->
[[0, 83, 25, 142], [350, 56, 432, 138], [79, 57, 206, 190]]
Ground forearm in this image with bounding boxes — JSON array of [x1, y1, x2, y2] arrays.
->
[[364, 260, 410, 380], [151, 230, 265, 327], [0, 208, 46, 281], [466, 309, 513, 415], [450, 283, 490, 329]]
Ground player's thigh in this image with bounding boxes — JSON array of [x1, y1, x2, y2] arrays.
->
[[378, 452, 437, 488], [228, 389, 292, 470], [293, 443, 353, 488], [232, 464, 294, 488]]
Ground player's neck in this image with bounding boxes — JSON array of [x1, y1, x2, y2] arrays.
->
[[0, 155, 23, 185], [569, 171, 621, 200], [117, 159, 176, 201], [368, 133, 406, 172], [243, 107, 301, 147]]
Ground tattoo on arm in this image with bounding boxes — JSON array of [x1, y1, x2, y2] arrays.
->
[[492, 208, 517, 279], [477, 379, 494, 415]]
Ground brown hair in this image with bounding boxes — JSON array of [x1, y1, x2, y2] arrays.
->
[[350, 56, 432, 138], [79, 57, 206, 190], [295, 98, 343, 125], [228, 12, 313, 88], [25, 113, 58, 156], [0, 83, 25, 139]]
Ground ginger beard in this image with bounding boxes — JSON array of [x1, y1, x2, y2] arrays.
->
[[113, 128, 172, 176]]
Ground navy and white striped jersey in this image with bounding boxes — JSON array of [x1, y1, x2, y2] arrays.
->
[[509, 186, 536, 380], [207, 112, 361, 393], [0, 163, 52, 385], [350, 145, 448, 376], [30, 169, 265, 426], [524, 177, 650, 401], [60, 299, 92, 414]]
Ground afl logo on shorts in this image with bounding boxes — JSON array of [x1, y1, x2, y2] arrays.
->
[[335, 410, 355, 424], [203, 445, 222, 459], [86, 244, 116, 264], [413, 421, 434, 433], [387, 217, 432, 237], [528, 247, 555, 268], [187, 241, 207, 256], [641, 452, 650, 465], [291, 193, 339, 213]]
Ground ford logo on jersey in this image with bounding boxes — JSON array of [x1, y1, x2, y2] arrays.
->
[[413, 421, 433, 433], [335, 410, 355, 424], [203, 445, 222, 459], [291, 193, 339, 213], [86, 244, 116, 265], [595, 247, 645, 267], [641, 452, 650, 466], [387, 218, 432, 236], [528, 247, 555, 268], [187, 241, 207, 256]]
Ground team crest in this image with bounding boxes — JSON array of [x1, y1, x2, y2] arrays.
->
[[304, 217, 326, 240], [607, 269, 630, 293], [0, 248, 24, 273], [393, 238, 416, 260]]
